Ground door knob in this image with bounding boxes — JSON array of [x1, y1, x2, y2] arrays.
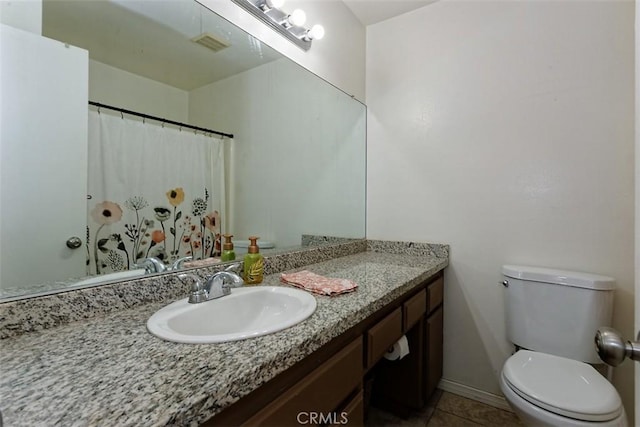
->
[[595, 327, 640, 366], [66, 236, 82, 249]]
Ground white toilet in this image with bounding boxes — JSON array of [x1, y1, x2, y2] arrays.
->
[[500, 265, 627, 426]]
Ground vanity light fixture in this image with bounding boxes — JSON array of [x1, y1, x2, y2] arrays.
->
[[231, 0, 324, 51], [263, 0, 284, 9], [285, 9, 306, 27], [304, 24, 325, 42]]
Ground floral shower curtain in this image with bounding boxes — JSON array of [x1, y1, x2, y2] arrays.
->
[[87, 109, 226, 275]]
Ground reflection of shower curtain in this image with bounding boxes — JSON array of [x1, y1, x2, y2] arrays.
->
[[87, 110, 226, 275]]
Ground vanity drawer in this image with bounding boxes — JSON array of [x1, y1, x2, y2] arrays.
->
[[403, 289, 426, 332], [244, 337, 363, 426], [427, 276, 444, 314], [366, 308, 402, 368]]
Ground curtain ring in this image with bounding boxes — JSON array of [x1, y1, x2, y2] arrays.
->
[[120, 111, 124, 119]]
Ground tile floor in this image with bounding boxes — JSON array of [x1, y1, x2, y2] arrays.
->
[[367, 390, 524, 427]]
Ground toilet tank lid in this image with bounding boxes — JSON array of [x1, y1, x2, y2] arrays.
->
[[502, 265, 615, 290]]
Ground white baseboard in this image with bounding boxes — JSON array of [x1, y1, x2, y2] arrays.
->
[[437, 378, 513, 412]]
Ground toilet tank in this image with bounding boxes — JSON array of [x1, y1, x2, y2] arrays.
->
[[503, 265, 615, 364]]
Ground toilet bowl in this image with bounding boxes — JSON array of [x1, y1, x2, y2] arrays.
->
[[500, 350, 626, 427], [500, 265, 626, 426]]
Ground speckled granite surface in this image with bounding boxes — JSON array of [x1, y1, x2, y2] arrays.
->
[[367, 239, 449, 259], [0, 240, 448, 427], [300, 235, 362, 246], [0, 240, 365, 302], [0, 240, 366, 339]]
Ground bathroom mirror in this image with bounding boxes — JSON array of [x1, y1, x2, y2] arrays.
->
[[0, 0, 366, 301]]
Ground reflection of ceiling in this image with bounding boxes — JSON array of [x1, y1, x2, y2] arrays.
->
[[342, 0, 437, 26], [42, 0, 282, 91]]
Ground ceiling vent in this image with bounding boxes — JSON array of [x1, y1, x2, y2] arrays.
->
[[191, 33, 230, 53]]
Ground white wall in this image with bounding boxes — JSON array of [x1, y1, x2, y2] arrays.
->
[[89, 60, 189, 122], [188, 58, 366, 247], [0, 0, 42, 34], [196, 0, 366, 101], [367, 0, 635, 419]]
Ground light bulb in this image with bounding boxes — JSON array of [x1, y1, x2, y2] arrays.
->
[[265, 0, 285, 8], [307, 24, 325, 40], [287, 9, 306, 27]]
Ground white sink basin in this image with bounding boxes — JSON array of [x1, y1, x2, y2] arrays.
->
[[147, 286, 317, 344]]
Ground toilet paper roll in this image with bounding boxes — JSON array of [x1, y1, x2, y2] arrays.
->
[[384, 335, 410, 361]]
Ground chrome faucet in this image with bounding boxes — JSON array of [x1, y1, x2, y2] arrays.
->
[[224, 262, 243, 275], [179, 268, 244, 304], [135, 257, 167, 274], [170, 256, 192, 271]]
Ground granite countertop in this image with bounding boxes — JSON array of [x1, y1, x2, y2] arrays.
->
[[0, 250, 447, 426]]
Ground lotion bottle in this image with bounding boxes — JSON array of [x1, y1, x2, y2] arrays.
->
[[221, 234, 236, 262], [243, 236, 264, 285]]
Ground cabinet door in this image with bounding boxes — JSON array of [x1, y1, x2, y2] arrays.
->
[[425, 305, 444, 397], [1, 24, 88, 289], [244, 338, 363, 426]]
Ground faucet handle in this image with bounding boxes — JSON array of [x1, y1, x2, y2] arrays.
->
[[204, 271, 241, 299], [224, 262, 242, 274], [134, 257, 168, 273], [171, 256, 193, 271], [179, 273, 208, 304], [224, 264, 245, 286]]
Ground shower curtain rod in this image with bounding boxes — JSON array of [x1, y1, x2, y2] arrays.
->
[[88, 101, 234, 139]]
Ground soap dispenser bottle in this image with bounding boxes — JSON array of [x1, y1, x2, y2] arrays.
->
[[221, 234, 236, 262], [243, 236, 264, 285]]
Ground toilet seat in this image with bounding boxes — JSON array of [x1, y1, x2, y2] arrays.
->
[[503, 350, 622, 422]]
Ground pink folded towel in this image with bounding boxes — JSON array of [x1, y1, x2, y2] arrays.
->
[[280, 270, 358, 296]]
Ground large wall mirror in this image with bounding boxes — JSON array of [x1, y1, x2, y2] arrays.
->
[[0, 0, 366, 301]]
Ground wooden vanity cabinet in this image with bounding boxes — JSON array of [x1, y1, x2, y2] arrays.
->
[[243, 338, 363, 426], [404, 289, 427, 331], [371, 274, 444, 416], [206, 334, 365, 427], [366, 308, 403, 368], [426, 304, 444, 397], [425, 275, 444, 397], [205, 271, 444, 427], [331, 390, 364, 426]]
